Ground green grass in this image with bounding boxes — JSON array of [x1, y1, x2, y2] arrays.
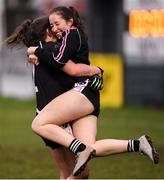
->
[[0, 97, 164, 179]]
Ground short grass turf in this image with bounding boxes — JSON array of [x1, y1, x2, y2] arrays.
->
[[0, 97, 163, 179]]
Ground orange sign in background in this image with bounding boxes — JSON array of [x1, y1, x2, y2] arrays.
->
[[129, 9, 164, 38]]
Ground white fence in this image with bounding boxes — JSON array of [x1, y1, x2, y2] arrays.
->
[[0, 47, 34, 99]]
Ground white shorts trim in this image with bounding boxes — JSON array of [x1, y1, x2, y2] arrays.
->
[[73, 79, 89, 92], [61, 123, 73, 135]]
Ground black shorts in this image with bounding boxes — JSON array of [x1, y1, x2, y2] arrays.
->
[[73, 78, 100, 117], [35, 66, 100, 149], [34, 65, 72, 150], [36, 81, 100, 149]]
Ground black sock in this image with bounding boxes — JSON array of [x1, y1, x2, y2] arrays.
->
[[127, 140, 140, 152], [69, 139, 86, 154]]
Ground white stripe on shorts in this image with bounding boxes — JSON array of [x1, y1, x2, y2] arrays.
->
[[73, 79, 89, 92]]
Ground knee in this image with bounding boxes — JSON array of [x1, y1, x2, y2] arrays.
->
[[31, 116, 41, 134]]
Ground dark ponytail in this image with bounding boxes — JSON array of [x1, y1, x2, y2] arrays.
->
[[69, 6, 85, 33], [5, 19, 33, 47], [5, 16, 50, 47]]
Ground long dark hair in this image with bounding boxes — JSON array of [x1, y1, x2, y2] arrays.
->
[[5, 16, 50, 47], [50, 6, 87, 39]]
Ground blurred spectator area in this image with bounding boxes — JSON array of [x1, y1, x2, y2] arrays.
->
[[5, 0, 88, 36], [5, 0, 37, 36], [4, 0, 123, 53], [0, 0, 164, 106]]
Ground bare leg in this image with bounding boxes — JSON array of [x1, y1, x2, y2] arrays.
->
[[56, 115, 97, 179], [50, 122, 90, 180], [72, 115, 97, 145], [93, 139, 128, 156], [72, 115, 128, 156], [52, 146, 90, 179], [32, 90, 94, 147], [71, 116, 128, 156], [32, 90, 95, 178], [52, 148, 75, 179], [67, 115, 97, 178]]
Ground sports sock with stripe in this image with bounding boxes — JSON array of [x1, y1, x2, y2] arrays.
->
[[127, 140, 140, 152], [69, 138, 86, 154]]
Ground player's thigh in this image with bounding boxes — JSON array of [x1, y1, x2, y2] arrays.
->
[[72, 115, 97, 145], [36, 90, 94, 126]]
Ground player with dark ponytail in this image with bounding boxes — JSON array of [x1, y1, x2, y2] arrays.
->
[[27, 6, 159, 177], [5, 15, 103, 179]]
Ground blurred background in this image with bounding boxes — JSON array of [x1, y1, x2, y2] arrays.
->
[[0, 0, 164, 107], [0, 0, 164, 179]]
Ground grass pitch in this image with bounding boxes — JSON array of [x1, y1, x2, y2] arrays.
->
[[0, 97, 164, 179]]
